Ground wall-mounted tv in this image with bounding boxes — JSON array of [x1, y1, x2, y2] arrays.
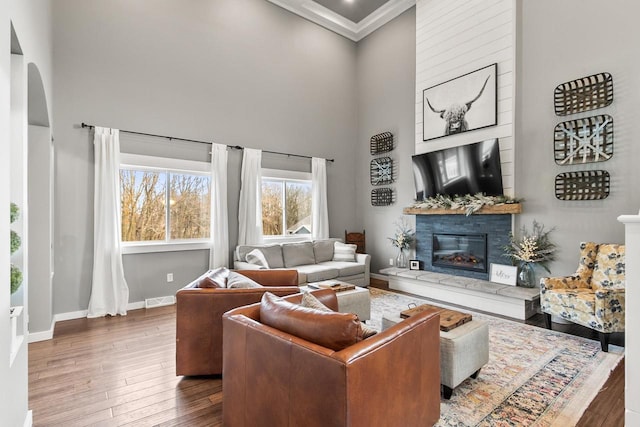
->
[[412, 139, 503, 200]]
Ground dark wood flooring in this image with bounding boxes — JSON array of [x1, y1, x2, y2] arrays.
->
[[28, 280, 623, 426]]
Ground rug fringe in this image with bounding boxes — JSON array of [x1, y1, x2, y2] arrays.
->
[[546, 351, 623, 426]]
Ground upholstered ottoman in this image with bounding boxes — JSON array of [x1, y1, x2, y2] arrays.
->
[[382, 316, 489, 399], [439, 320, 489, 399]]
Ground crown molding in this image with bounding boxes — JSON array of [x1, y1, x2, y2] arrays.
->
[[267, 0, 416, 42]]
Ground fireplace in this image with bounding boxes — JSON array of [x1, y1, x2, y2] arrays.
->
[[432, 233, 487, 273], [415, 214, 512, 280]]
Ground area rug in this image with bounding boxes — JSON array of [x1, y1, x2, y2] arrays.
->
[[367, 288, 623, 427]]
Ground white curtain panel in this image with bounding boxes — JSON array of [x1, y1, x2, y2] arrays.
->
[[312, 157, 329, 239], [88, 127, 130, 318], [209, 143, 229, 268], [238, 148, 263, 245]]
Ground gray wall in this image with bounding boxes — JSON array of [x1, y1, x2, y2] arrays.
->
[[356, 7, 417, 273], [515, 0, 640, 276], [51, 0, 359, 314]]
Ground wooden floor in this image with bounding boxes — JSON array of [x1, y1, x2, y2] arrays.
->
[[28, 305, 222, 426], [28, 282, 624, 426]]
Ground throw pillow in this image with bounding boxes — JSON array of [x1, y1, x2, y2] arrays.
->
[[226, 271, 263, 289], [196, 267, 229, 288], [282, 242, 316, 268], [333, 241, 357, 263], [199, 276, 223, 288], [260, 292, 363, 351], [313, 239, 338, 263], [246, 248, 269, 268], [301, 291, 377, 339]]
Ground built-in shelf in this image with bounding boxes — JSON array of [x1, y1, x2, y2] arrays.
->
[[9, 306, 24, 366], [403, 203, 522, 216]]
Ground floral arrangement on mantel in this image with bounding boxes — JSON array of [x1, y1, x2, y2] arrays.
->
[[410, 193, 522, 216], [504, 220, 557, 273]]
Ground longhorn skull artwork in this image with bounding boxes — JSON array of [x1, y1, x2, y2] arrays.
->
[[422, 64, 497, 141], [425, 74, 491, 136]]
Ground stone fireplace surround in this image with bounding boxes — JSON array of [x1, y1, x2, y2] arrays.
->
[[417, 214, 511, 280], [381, 204, 540, 320]]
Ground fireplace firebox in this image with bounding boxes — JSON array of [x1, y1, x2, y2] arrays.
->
[[432, 233, 487, 273]]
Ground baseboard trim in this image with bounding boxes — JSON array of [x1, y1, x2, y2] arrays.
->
[[370, 273, 389, 281], [28, 300, 148, 342], [28, 320, 54, 343], [24, 410, 32, 427]]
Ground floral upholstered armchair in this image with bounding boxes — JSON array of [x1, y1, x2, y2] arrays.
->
[[540, 242, 625, 352]]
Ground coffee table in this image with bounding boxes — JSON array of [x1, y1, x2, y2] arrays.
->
[[302, 282, 371, 321], [383, 305, 489, 399]]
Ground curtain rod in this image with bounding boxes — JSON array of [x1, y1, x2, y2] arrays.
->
[[80, 122, 334, 162]]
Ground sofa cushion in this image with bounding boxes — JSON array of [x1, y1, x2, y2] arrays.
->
[[226, 271, 263, 289], [282, 242, 316, 268], [313, 239, 338, 263], [246, 249, 269, 268], [333, 241, 357, 262], [301, 292, 377, 339], [260, 292, 363, 351], [195, 267, 229, 288], [317, 261, 365, 277], [236, 244, 285, 268], [295, 264, 339, 283]]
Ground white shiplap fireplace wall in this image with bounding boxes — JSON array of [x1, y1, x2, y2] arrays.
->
[[415, 0, 516, 197]]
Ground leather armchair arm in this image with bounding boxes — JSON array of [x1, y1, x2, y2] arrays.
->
[[334, 308, 440, 363], [237, 269, 298, 287], [175, 284, 299, 376]]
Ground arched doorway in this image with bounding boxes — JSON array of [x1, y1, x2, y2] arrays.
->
[[27, 62, 53, 337]]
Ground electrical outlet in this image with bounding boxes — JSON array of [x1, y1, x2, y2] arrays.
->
[[167, 273, 174, 283], [389, 258, 394, 266]]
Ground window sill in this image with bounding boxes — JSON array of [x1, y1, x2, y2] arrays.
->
[[122, 241, 210, 255], [262, 236, 312, 244]]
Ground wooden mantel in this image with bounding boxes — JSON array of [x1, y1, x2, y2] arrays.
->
[[403, 203, 522, 215]]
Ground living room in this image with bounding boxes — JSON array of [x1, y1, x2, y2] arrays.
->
[[2, 0, 638, 426]]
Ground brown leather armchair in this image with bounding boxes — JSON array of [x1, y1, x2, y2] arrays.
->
[[222, 290, 441, 427], [175, 269, 299, 376]]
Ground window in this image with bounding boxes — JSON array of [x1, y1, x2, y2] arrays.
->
[[261, 169, 312, 237], [120, 154, 211, 246]]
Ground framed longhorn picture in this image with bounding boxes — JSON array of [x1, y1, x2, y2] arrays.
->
[[422, 63, 497, 142]]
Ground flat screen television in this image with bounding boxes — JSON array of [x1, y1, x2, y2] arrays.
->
[[412, 138, 503, 200]]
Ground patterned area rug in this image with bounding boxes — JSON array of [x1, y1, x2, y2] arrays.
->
[[367, 288, 623, 427]]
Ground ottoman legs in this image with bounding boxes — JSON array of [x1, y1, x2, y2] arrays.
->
[[441, 368, 482, 400], [442, 385, 454, 400]]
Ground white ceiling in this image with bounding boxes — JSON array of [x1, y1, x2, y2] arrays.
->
[[267, 0, 416, 41]]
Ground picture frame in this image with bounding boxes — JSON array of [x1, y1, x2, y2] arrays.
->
[[489, 263, 517, 286], [422, 63, 497, 142], [409, 259, 421, 271]]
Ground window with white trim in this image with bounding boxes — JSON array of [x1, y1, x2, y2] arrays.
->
[[261, 169, 312, 238], [120, 154, 211, 246]]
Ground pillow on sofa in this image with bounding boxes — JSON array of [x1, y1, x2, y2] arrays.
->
[[301, 292, 377, 339], [196, 267, 230, 288], [313, 239, 338, 263], [227, 271, 263, 289], [260, 292, 363, 351], [333, 241, 357, 262], [282, 242, 316, 268], [246, 249, 269, 268]]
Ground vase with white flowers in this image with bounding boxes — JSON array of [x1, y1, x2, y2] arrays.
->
[[504, 220, 557, 287], [388, 218, 415, 269]]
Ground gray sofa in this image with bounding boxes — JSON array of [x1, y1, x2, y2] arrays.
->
[[234, 239, 370, 287]]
